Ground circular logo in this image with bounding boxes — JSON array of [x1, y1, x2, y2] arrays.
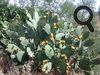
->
[[74, 6, 94, 32]]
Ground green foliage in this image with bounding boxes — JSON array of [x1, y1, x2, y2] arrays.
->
[[19, 37, 29, 47], [0, 3, 97, 75], [82, 31, 89, 40], [75, 26, 83, 36], [84, 39, 94, 47], [44, 44, 54, 59], [7, 44, 20, 53], [79, 57, 91, 71], [16, 51, 25, 62], [61, 1, 76, 17]]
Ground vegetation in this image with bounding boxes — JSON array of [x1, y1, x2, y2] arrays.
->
[[0, 0, 100, 75]]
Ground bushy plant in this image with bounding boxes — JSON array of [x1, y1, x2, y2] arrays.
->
[[0, 4, 96, 75]]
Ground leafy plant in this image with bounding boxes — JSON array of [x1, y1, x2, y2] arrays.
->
[[0, 4, 96, 75]]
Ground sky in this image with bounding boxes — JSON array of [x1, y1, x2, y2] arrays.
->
[[95, 0, 100, 11], [74, 0, 100, 11], [9, 0, 100, 11]]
